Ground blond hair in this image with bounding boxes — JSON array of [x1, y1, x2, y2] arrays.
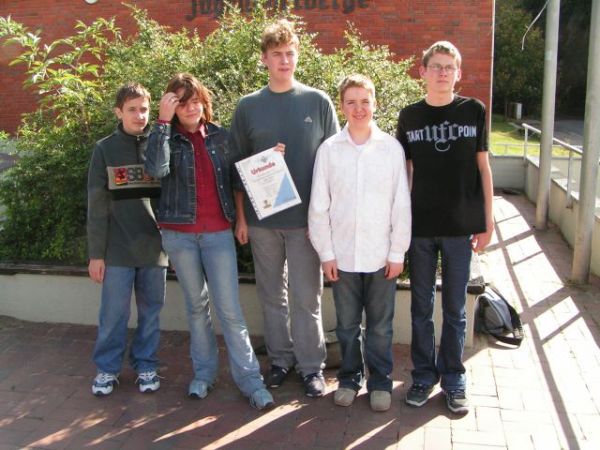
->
[[422, 41, 462, 68], [260, 19, 299, 53], [338, 74, 376, 103]]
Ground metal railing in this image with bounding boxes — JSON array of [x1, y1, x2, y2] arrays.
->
[[521, 123, 585, 208], [491, 142, 541, 156], [492, 123, 586, 208]]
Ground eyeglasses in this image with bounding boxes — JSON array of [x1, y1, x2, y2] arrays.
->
[[427, 64, 458, 73]]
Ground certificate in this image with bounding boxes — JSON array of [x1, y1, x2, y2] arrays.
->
[[235, 147, 301, 220]]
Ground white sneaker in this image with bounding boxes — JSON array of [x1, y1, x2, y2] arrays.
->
[[92, 372, 119, 396], [136, 370, 161, 393]]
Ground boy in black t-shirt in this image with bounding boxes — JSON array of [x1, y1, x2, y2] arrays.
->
[[396, 41, 494, 414]]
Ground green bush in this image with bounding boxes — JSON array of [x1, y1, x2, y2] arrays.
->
[[0, 2, 423, 266]]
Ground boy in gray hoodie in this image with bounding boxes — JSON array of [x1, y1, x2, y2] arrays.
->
[[87, 83, 168, 396]]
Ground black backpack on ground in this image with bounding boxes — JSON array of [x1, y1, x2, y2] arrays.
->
[[475, 287, 524, 347]]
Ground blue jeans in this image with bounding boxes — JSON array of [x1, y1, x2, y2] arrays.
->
[[161, 228, 264, 397], [333, 268, 396, 393], [408, 236, 472, 391], [93, 265, 166, 374]]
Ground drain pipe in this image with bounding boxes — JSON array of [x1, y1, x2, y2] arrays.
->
[[535, 0, 561, 230], [572, 0, 600, 284]]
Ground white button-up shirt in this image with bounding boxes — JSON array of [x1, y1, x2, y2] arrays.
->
[[308, 123, 411, 273]]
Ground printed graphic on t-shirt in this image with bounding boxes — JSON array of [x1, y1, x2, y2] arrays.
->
[[404, 121, 477, 152], [107, 164, 160, 190]]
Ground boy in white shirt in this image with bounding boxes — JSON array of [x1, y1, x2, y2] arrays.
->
[[308, 74, 411, 411]]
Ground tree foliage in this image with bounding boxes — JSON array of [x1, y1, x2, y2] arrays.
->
[[493, 0, 545, 116], [514, 0, 592, 115], [0, 15, 121, 262], [0, 2, 422, 264]]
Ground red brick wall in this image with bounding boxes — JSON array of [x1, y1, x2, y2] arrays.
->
[[0, 0, 494, 134]]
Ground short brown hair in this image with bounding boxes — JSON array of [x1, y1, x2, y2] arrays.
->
[[165, 73, 213, 123], [260, 19, 299, 53], [338, 74, 376, 103], [421, 41, 462, 68], [114, 82, 150, 109]]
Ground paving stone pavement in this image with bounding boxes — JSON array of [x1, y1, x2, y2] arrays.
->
[[1, 193, 599, 449]]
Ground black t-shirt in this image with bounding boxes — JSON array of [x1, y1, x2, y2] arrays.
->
[[396, 96, 488, 237]]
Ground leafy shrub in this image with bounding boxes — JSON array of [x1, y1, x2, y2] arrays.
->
[[0, 2, 423, 266]]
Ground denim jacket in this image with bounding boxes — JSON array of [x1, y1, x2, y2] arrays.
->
[[145, 121, 236, 224]]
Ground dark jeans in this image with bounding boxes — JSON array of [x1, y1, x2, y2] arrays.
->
[[408, 236, 472, 391], [333, 268, 396, 393]]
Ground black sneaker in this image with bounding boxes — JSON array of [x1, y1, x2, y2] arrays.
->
[[405, 383, 434, 407], [303, 372, 325, 398], [445, 389, 469, 414], [265, 365, 289, 389]]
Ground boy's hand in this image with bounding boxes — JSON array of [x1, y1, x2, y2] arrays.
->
[[235, 217, 249, 245], [322, 259, 339, 282], [273, 142, 285, 155], [158, 92, 180, 122], [471, 228, 493, 253], [384, 261, 403, 280], [88, 258, 105, 283]]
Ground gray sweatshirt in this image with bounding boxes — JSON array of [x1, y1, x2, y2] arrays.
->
[[230, 82, 340, 228]]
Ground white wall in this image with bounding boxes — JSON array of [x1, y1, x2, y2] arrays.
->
[[490, 155, 527, 189], [524, 157, 600, 277], [0, 272, 476, 347]]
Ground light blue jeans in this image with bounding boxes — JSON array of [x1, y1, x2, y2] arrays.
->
[[161, 228, 264, 396], [93, 265, 166, 375]]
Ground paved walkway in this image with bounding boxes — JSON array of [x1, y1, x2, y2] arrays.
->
[[1, 193, 599, 450], [519, 119, 584, 147]]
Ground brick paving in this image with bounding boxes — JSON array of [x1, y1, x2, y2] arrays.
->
[[1, 193, 600, 449]]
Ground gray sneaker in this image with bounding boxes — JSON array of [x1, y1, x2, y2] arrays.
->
[[370, 391, 391, 412], [405, 383, 434, 407], [334, 388, 357, 407], [249, 388, 275, 411], [188, 379, 211, 399], [445, 389, 469, 414]]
